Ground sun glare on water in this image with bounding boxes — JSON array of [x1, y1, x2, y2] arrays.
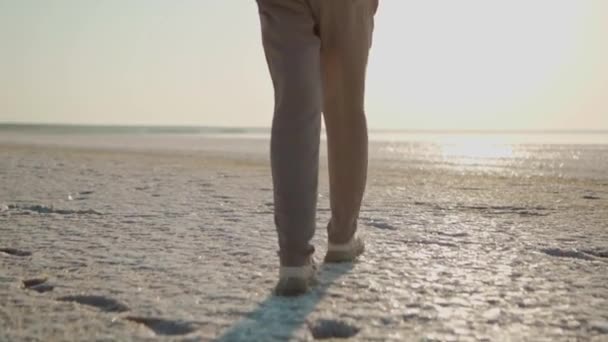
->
[[432, 135, 523, 175], [438, 136, 516, 167]]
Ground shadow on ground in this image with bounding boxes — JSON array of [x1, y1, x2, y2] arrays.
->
[[215, 263, 354, 341]]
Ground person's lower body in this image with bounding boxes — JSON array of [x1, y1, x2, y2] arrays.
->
[[256, 0, 377, 295]]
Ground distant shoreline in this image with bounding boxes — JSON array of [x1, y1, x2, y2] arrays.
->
[[1, 122, 607, 135]]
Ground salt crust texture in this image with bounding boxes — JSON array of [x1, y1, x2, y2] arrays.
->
[[1, 143, 607, 341]]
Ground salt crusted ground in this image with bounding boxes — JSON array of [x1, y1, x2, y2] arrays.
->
[[1, 142, 607, 341]]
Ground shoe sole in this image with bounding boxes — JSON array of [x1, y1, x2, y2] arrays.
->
[[275, 261, 318, 297], [274, 276, 318, 297]]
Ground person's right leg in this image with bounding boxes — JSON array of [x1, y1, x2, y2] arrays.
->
[[313, 0, 377, 259], [256, 0, 322, 295]]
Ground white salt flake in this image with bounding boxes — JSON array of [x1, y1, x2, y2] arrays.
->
[[483, 308, 501, 323]]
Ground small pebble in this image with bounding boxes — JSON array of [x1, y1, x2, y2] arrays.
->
[[590, 321, 608, 334], [22, 278, 54, 293], [30, 284, 54, 293], [309, 319, 360, 339], [22, 277, 48, 288]]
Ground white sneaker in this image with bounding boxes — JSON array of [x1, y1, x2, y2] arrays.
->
[[274, 259, 318, 296], [324, 236, 365, 263]]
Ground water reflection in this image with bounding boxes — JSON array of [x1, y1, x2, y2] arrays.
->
[[437, 136, 516, 166], [374, 133, 608, 179]]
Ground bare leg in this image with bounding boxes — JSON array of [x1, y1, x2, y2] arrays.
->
[[316, 0, 377, 244]]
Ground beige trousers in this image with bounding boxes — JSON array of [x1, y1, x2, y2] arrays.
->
[[256, 0, 377, 266]]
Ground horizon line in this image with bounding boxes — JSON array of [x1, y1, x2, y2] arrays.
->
[[1, 121, 607, 135]]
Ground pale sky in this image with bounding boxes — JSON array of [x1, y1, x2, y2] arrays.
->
[[1, 0, 607, 130]]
